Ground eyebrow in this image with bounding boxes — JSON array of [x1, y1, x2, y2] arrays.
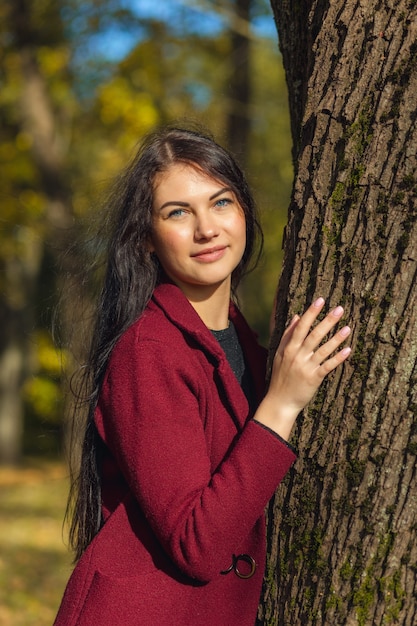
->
[[158, 187, 233, 211]]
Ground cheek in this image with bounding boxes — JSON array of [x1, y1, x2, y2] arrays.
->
[[231, 213, 247, 246], [151, 226, 188, 259]]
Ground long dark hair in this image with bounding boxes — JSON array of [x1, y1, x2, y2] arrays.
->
[[67, 124, 263, 560]]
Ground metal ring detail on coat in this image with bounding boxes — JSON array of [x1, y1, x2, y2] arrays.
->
[[220, 553, 257, 579]]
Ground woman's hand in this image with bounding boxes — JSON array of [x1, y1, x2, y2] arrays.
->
[[254, 297, 351, 441]]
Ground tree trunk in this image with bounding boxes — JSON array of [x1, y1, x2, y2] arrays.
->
[[0, 0, 83, 464], [0, 340, 24, 465], [259, 1, 417, 624], [226, 0, 251, 168]]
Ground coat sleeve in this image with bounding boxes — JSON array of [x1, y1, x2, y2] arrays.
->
[[95, 331, 296, 582]]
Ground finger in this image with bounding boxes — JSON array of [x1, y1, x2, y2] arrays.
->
[[319, 345, 352, 376], [313, 325, 351, 364], [302, 305, 345, 352], [276, 315, 300, 354], [290, 297, 326, 344], [284, 314, 300, 337]]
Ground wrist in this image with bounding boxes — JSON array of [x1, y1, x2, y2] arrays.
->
[[253, 396, 300, 441]]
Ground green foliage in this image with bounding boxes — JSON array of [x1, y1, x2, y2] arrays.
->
[[23, 330, 69, 426], [0, 0, 292, 451]]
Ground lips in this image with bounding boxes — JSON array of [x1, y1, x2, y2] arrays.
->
[[191, 246, 228, 262]]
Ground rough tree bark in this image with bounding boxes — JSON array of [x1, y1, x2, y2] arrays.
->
[[259, 1, 417, 624]]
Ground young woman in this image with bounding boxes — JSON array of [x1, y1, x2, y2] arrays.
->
[[54, 126, 351, 625]]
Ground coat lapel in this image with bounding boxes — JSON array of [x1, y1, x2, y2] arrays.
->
[[151, 283, 267, 431]]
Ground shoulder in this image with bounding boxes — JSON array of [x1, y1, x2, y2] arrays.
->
[[109, 303, 189, 373], [106, 284, 213, 379]]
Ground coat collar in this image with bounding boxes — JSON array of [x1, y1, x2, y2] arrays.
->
[[151, 282, 266, 428]]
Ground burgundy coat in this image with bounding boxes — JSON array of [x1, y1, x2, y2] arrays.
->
[[54, 283, 296, 625]]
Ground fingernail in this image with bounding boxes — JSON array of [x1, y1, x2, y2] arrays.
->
[[340, 326, 351, 337], [332, 305, 344, 317], [341, 347, 351, 356], [313, 297, 325, 308]]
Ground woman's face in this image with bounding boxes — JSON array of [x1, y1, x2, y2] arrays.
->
[[149, 163, 246, 300]]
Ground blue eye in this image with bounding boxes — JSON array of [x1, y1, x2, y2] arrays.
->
[[215, 198, 232, 207], [168, 208, 186, 218]]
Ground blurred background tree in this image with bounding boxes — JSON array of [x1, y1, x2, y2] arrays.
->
[[0, 0, 292, 465]]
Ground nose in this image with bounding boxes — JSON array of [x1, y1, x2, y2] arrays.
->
[[194, 211, 219, 240]]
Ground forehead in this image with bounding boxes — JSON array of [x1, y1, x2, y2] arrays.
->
[[153, 163, 227, 195]]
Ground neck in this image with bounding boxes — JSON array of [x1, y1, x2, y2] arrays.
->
[[180, 280, 232, 330]]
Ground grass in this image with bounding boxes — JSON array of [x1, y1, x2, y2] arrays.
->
[[0, 458, 73, 625]]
